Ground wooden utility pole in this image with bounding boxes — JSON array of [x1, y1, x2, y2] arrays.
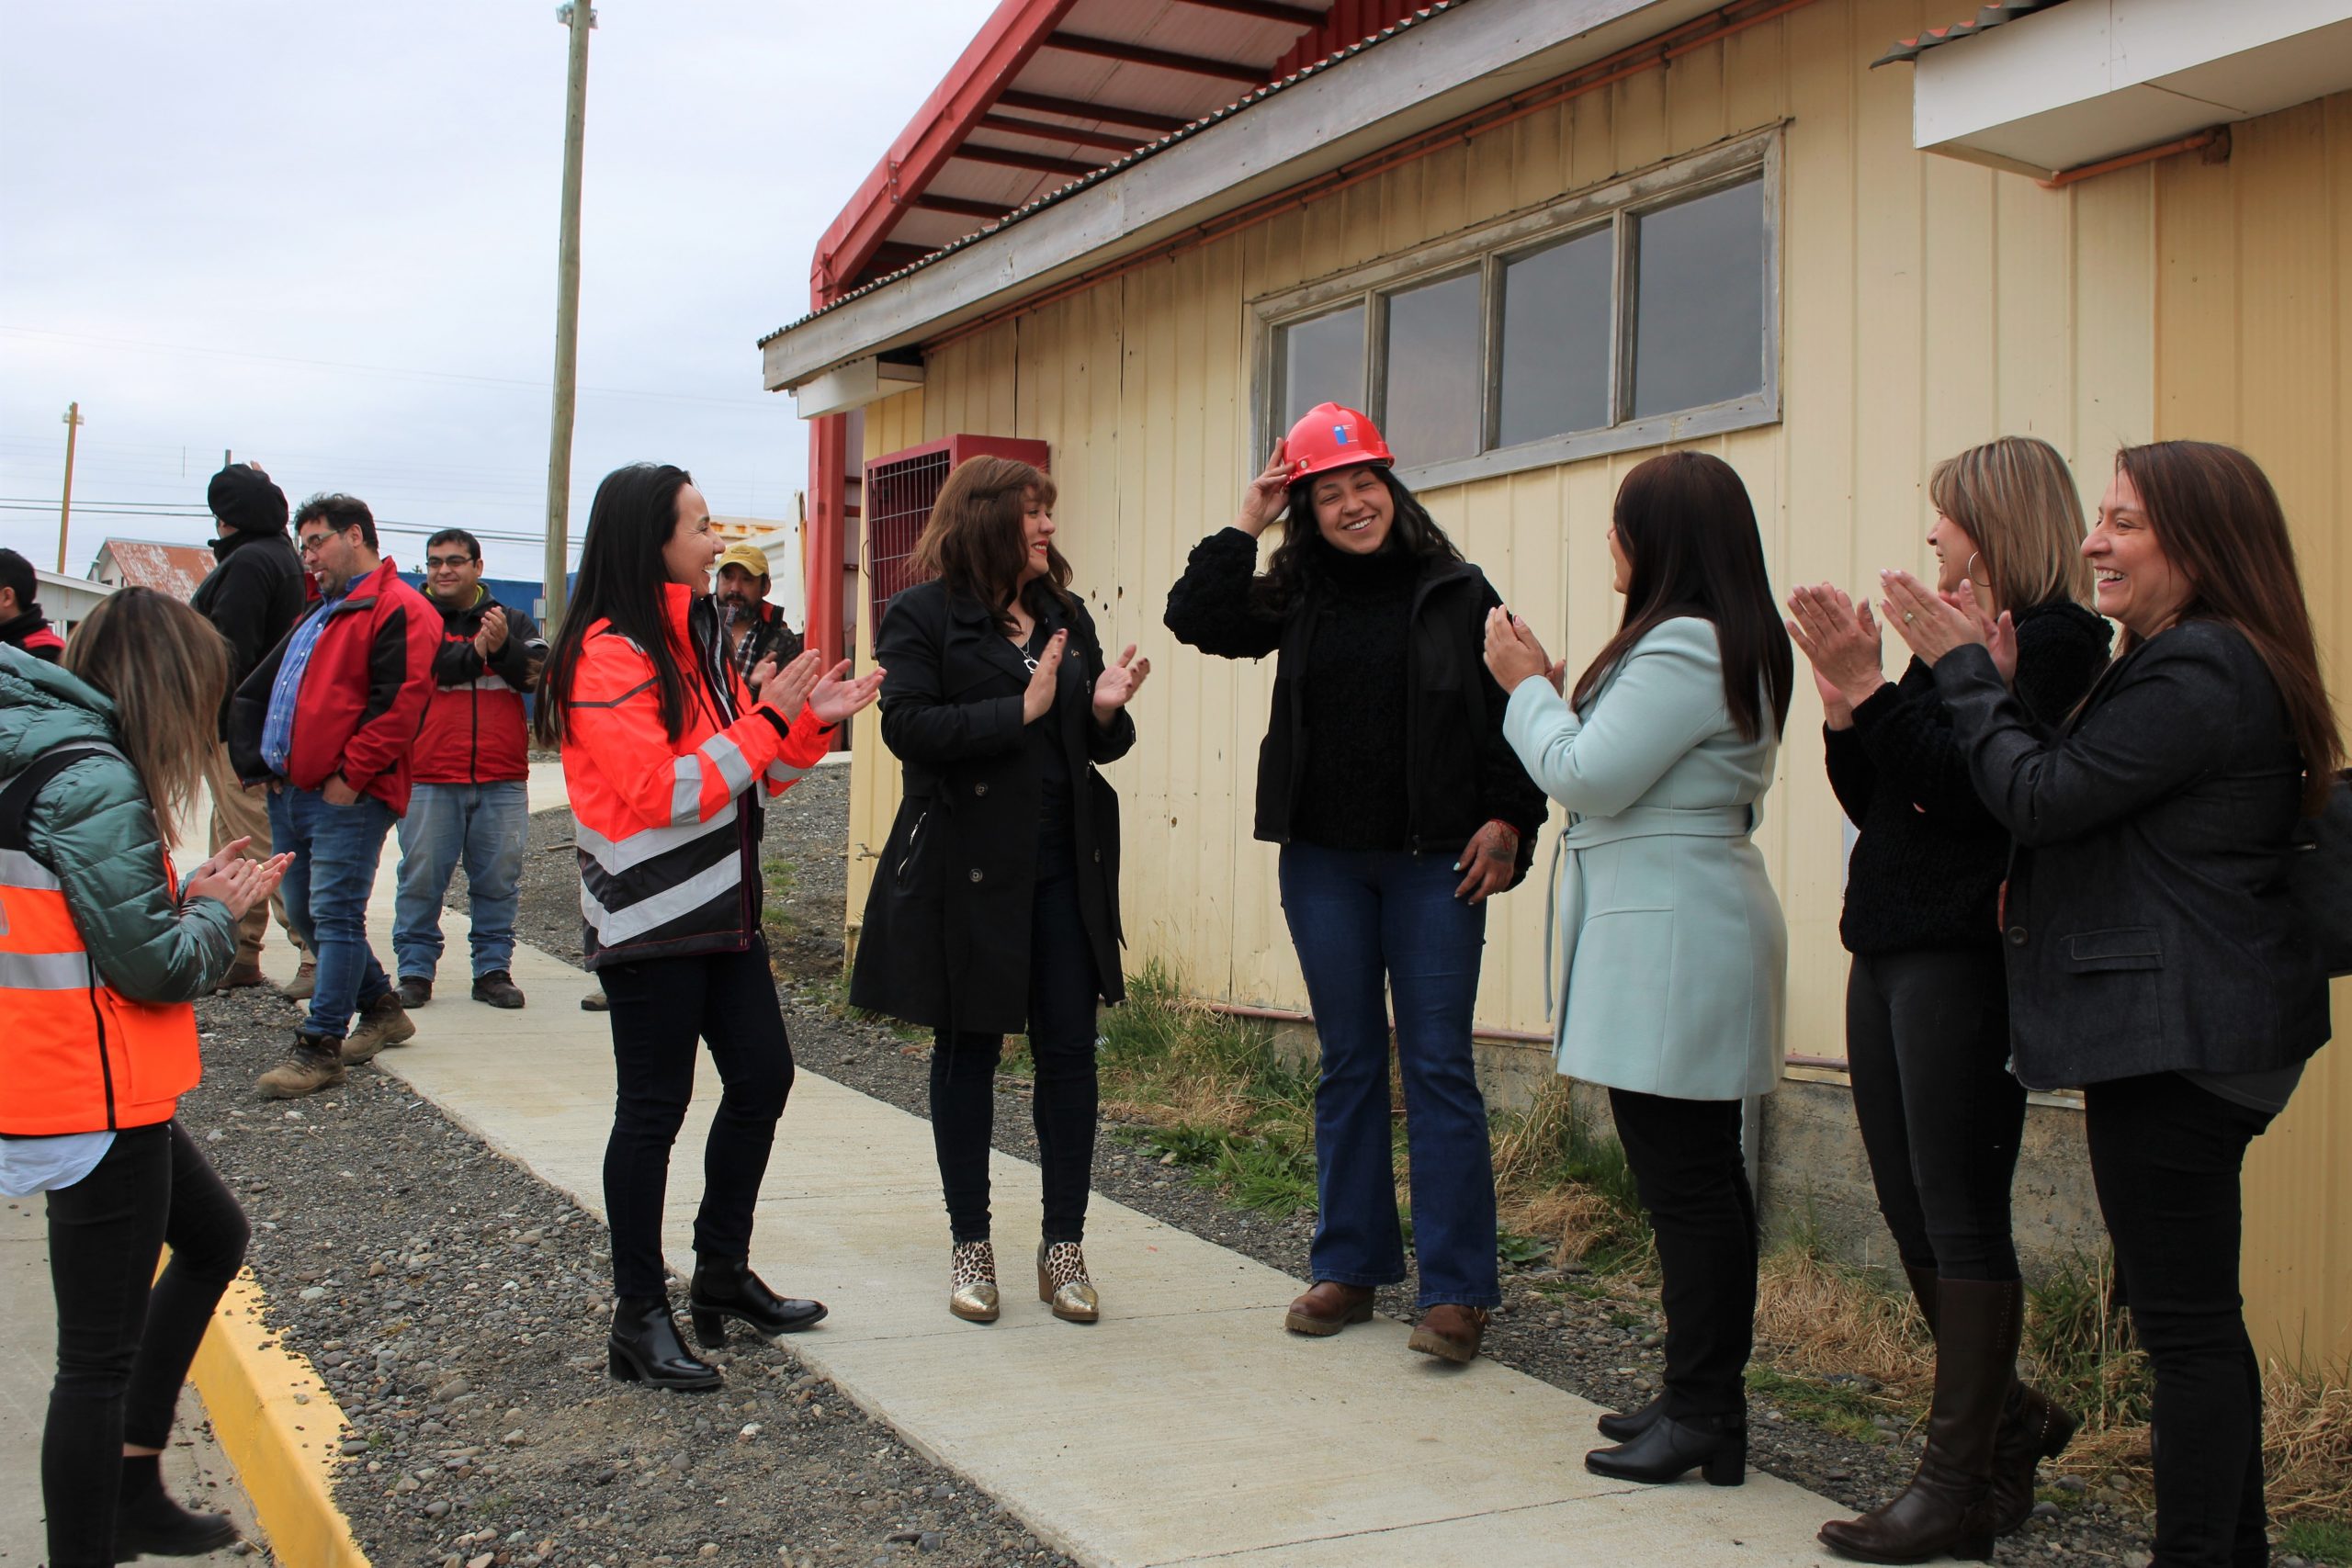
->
[[541, 0, 595, 632], [57, 402, 85, 573]]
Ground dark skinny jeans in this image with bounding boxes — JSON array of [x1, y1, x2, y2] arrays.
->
[[2086, 1070, 2279, 1568], [1845, 947, 2027, 1281], [1608, 1089, 1758, 1421], [600, 938, 794, 1299], [44, 1121, 250, 1568], [931, 816, 1101, 1246]]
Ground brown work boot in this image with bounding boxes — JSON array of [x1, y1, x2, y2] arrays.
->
[[1283, 1280, 1375, 1337], [1408, 1303, 1491, 1364], [256, 1035, 345, 1100], [216, 960, 268, 991], [470, 970, 526, 1010], [341, 991, 416, 1064], [279, 956, 318, 1000]]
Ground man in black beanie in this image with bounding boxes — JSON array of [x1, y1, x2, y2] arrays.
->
[[189, 463, 310, 991]]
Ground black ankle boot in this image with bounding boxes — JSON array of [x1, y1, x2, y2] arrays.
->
[[1598, 1393, 1666, 1442], [1585, 1410, 1747, 1486], [113, 1453, 238, 1560], [688, 1255, 827, 1348], [608, 1295, 722, 1391]]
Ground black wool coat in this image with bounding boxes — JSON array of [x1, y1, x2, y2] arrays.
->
[[849, 581, 1136, 1035], [1935, 619, 2331, 1089]]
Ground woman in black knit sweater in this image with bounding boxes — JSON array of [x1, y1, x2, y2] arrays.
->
[[1787, 435, 2110, 1564], [1164, 403, 1546, 1365]]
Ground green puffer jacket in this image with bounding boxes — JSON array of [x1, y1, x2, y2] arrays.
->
[[0, 647, 237, 1001]]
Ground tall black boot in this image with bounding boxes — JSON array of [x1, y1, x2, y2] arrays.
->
[[607, 1295, 722, 1392], [687, 1254, 827, 1347], [112, 1453, 238, 1560], [1820, 1277, 2020, 1563]]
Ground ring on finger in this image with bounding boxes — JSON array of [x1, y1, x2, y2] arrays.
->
[[1903, 611, 1917, 624]]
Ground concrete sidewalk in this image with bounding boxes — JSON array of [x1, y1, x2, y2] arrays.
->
[[322, 763, 1843, 1567]]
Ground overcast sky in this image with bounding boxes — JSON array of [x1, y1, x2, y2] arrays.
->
[[0, 0, 997, 583]]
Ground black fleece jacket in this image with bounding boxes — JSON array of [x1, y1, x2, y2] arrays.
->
[[1824, 598, 2110, 953], [189, 526, 307, 734]]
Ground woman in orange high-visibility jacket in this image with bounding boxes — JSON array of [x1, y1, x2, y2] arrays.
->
[[537, 463, 884, 1392], [1, 588, 289, 1568]]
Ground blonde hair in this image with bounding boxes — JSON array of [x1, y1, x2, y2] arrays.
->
[[1928, 435, 2094, 615], [62, 588, 232, 851]]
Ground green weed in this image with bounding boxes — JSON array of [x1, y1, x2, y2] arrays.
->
[[1745, 1366, 1887, 1444], [2281, 1518, 2352, 1565]]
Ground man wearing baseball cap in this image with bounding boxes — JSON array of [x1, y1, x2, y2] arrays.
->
[[713, 542, 803, 685]]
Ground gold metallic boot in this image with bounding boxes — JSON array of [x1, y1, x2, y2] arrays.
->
[[1037, 1241, 1100, 1324], [948, 1240, 999, 1323]]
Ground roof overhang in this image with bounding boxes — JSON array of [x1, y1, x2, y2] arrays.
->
[[763, 0, 1714, 400], [1894, 0, 2352, 180]]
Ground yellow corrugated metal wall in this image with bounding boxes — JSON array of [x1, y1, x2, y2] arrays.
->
[[850, 0, 2154, 1045], [2154, 96, 2352, 1366]]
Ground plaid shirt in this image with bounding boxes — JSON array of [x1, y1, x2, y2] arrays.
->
[[723, 603, 801, 686]]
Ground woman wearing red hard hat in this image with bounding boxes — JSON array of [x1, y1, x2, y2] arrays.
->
[[1164, 402, 1546, 1364]]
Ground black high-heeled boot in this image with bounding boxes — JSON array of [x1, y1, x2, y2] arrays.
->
[[1598, 1393, 1665, 1442], [112, 1453, 238, 1561], [687, 1255, 827, 1348], [1585, 1411, 1747, 1486], [608, 1295, 722, 1391]]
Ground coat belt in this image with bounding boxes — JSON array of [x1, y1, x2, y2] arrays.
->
[[1543, 802, 1761, 1020]]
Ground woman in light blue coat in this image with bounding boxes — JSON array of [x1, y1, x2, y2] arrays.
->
[[1486, 450, 1792, 1489]]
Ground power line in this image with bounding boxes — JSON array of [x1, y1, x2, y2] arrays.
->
[[0, 499, 566, 547]]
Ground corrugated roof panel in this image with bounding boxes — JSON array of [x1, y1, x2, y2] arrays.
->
[[1872, 0, 2068, 67]]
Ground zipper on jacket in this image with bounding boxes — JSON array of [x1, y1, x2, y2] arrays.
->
[[85, 960, 117, 1131], [898, 809, 929, 881]]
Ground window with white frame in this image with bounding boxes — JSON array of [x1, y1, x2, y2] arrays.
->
[[1257, 134, 1780, 490]]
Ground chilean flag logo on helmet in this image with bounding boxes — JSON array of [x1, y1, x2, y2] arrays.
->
[[1284, 401, 1396, 480]]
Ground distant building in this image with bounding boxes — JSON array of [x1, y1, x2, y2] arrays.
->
[[88, 537, 216, 601], [33, 568, 113, 637]]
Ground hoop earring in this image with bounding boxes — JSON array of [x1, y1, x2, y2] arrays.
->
[[1964, 551, 1983, 592]]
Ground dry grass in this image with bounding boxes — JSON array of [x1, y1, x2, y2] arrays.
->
[[1752, 1241, 1930, 1397]]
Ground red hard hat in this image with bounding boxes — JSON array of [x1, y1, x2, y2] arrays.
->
[[1283, 402, 1395, 481]]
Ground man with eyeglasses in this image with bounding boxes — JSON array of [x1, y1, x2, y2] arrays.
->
[[228, 493, 438, 1099], [390, 528, 546, 1012]]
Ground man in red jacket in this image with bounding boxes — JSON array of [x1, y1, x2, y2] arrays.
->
[[391, 527, 546, 1011], [229, 494, 438, 1099]]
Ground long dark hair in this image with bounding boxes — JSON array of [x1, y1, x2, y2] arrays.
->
[[535, 462, 697, 747], [1572, 451, 1792, 742], [1249, 466, 1462, 615], [2113, 441, 2342, 812], [910, 457, 1072, 634]]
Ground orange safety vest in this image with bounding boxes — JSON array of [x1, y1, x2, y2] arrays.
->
[[0, 744, 200, 1135]]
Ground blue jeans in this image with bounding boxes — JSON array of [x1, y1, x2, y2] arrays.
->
[[1278, 843, 1498, 1310], [392, 781, 528, 982], [267, 784, 396, 1041]]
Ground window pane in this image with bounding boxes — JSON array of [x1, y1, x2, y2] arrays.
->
[[1380, 271, 1482, 463], [1278, 305, 1366, 433], [1631, 177, 1766, 420], [1497, 228, 1612, 447]]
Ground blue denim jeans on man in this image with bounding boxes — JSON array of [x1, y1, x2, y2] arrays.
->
[[266, 785, 397, 1040], [1278, 842, 1499, 1310], [392, 781, 527, 982]]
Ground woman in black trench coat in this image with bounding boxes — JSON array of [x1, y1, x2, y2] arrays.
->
[[851, 456, 1148, 1325]]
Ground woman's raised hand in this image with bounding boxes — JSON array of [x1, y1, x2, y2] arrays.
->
[[1951, 579, 2019, 686], [1482, 606, 1555, 694], [1023, 630, 1068, 722], [187, 851, 292, 920], [1880, 570, 1988, 668], [808, 660, 886, 725], [1235, 444, 1290, 537], [1091, 643, 1150, 725], [755, 649, 824, 718], [1785, 583, 1886, 720]]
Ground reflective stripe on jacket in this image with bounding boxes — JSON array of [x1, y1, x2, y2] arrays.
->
[[559, 583, 831, 967], [0, 747, 201, 1136]]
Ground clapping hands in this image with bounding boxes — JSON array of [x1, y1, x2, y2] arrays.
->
[[185, 838, 294, 920]]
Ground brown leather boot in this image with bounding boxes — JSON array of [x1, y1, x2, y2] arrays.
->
[[1819, 1277, 2018, 1562], [216, 959, 268, 990], [1283, 1280, 1374, 1337], [1408, 1303, 1491, 1364], [1907, 1262, 2077, 1536]]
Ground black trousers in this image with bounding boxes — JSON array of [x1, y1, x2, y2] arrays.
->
[[1608, 1089, 1758, 1421], [601, 939, 794, 1299], [931, 820, 1101, 1246], [1845, 948, 2027, 1281], [44, 1121, 250, 1568], [2086, 1071, 2278, 1568]]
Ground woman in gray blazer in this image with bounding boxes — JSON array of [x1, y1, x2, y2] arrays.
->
[[1485, 450, 1792, 1487], [1885, 440, 2337, 1568]]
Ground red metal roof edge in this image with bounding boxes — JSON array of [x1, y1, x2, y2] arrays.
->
[[1871, 0, 2063, 67], [764, 1, 1466, 350]]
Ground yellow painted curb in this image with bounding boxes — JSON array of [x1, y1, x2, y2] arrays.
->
[[187, 1268, 371, 1568]]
